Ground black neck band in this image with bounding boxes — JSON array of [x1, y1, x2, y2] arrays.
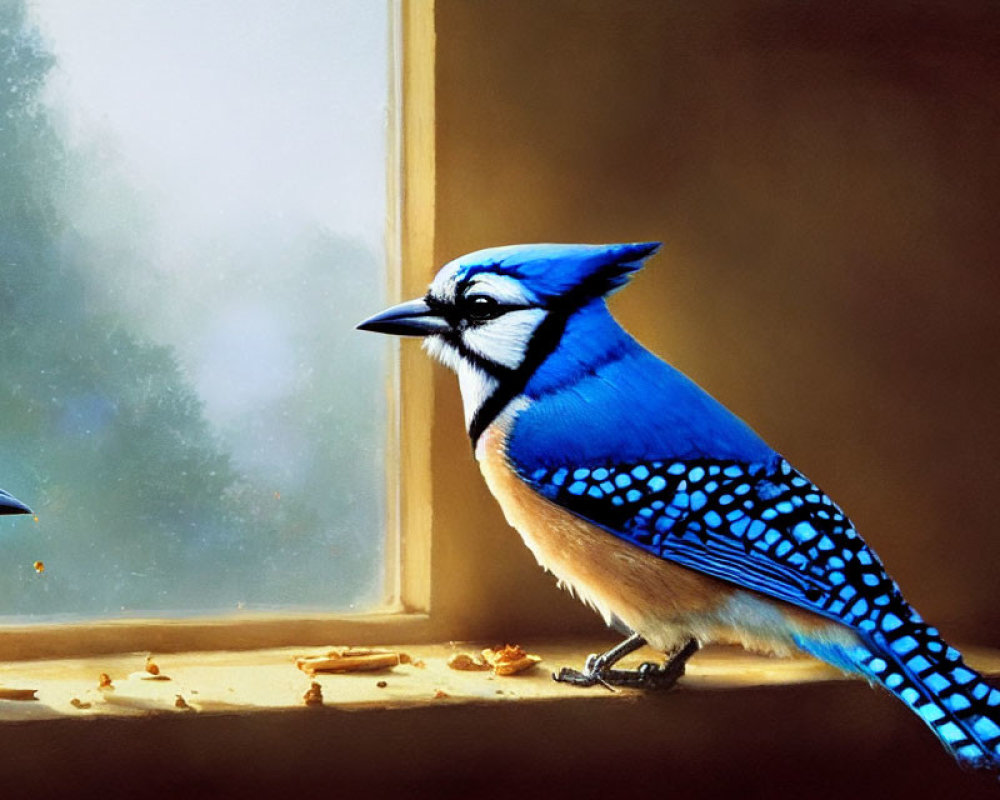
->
[[463, 270, 623, 450], [467, 308, 570, 450]]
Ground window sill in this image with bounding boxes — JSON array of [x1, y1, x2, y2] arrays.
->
[[2, 641, 999, 798], [0, 638, 996, 721]]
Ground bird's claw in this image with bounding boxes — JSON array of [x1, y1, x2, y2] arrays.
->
[[552, 665, 615, 691], [552, 659, 686, 691], [553, 638, 698, 692]]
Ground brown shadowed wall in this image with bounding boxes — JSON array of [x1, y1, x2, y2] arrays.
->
[[428, 0, 1000, 646]]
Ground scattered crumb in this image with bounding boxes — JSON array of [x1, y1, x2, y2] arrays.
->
[[376, 680, 387, 688], [98, 673, 113, 690], [175, 695, 191, 710], [303, 682, 324, 706], [32, 560, 44, 574], [296, 647, 408, 674], [482, 644, 542, 676], [70, 697, 91, 710], [124, 656, 170, 682], [410, 659, 426, 669], [447, 652, 490, 672], [433, 689, 449, 699]]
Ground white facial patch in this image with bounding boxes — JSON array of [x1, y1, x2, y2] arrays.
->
[[423, 335, 460, 371], [428, 267, 462, 305], [456, 361, 499, 429], [422, 268, 547, 432], [461, 307, 548, 370], [423, 336, 499, 429]]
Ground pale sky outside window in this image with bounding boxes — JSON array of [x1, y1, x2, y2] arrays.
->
[[0, 1, 391, 618]]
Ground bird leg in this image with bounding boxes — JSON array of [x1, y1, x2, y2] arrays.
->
[[553, 634, 699, 691]]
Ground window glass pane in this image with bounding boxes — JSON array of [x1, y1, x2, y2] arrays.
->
[[0, 1, 391, 619]]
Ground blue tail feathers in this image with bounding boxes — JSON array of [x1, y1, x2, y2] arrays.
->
[[863, 620, 1000, 772], [798, 611, 1000, 771]]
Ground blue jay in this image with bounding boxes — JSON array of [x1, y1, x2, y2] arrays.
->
[[358, 242, 1000, 772]]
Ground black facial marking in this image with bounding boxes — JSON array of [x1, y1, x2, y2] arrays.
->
[[425, 291, 528, 330], [466, 308, 570, 447], [432, 260, 645, 449]]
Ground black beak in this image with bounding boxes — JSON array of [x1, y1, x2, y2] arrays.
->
[[357, 298, 450, 337], [0, 488, 31, 516]]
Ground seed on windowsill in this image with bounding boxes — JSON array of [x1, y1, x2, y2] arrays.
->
[[447, 652, 490, 672], [70, 697, 91, 709], [127, 656, 170, 681], [303, 682, 324, 706]]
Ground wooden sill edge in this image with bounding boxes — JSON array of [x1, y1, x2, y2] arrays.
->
[[0, 639, 995, 724]]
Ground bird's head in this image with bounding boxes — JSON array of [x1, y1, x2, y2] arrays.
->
[[358, 241, 661, 441]]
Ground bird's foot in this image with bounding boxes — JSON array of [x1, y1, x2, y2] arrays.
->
[[553, 639, 698, 692], [553, 658, 687, 691]]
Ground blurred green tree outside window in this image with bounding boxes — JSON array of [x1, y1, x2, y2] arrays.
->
[[0, 0, 391, 618]]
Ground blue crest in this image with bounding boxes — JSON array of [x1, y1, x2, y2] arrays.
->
[[445, 241, 661, 302]]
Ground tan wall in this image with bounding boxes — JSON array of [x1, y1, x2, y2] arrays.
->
[[428, 0, 1000, 645]]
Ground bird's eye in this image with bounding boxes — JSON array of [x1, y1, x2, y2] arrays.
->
[[464, 294, 501, 321]]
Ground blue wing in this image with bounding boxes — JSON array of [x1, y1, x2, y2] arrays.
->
[[517, 455, 911, 634], [498, 302, 1000, 768], [506, 303, 946, 658], [516, 454, 1000, 767]]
